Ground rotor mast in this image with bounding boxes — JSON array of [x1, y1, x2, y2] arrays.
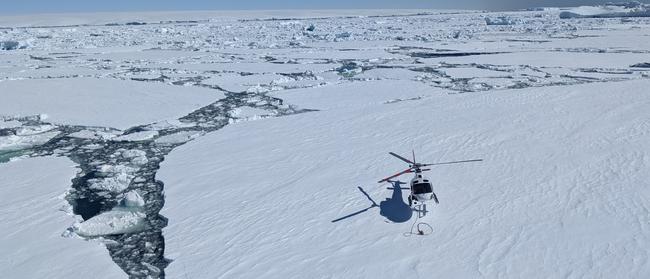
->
[[378, 151, 482, 183]]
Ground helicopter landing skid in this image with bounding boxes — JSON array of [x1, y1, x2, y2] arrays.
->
[[413, 204, 428, 218]]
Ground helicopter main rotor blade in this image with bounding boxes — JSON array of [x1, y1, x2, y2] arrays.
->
[[389, 152, 414, 165], [421, 159, 483, 166], [378, 168, 413, 183]]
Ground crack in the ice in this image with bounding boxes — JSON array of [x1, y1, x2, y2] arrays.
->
[[2, 10, 650, 277], [1, 77, 315, 278]]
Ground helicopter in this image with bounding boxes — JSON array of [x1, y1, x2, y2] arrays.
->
[[378, 151, 482, 206]]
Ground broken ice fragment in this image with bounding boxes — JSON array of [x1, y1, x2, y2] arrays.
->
[[630, 62, 650, 68], [0, 124, 60, 151], [74, 208, 147, 237], [485, 16, 517, 25], [0, 40, 20, 50], [121, 190, 146, 208], [75, 192, 147, 237], [112, 131, 158, 142]]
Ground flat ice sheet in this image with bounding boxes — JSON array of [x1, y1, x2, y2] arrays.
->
[[426, 51, 649, 69], [270, 80, 447, 110], [0, 77, 222, 130], [0, 157, 125, 278], [159, 79, 650, 278]]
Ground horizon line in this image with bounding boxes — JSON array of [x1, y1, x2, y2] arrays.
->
[[0, 6, 572, 17]]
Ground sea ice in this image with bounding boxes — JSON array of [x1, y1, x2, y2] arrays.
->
[[75, 208, 147, 237], [560, 1, 650, 18], [0, 157, 125, 278]]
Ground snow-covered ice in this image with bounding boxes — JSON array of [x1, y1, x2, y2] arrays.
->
[[0, 119, 21, 129], [485, 16, 517, 25], [0, 157, 124, 278], [160, 79, 650, 278], [1, 5, 650, 278], [229, 106, 273, 122], [112, 131, 159, 142], [560, 2, 650, 18], [0, 124, 59, 151], [75, 207, 147, 237], [154, 131, 204, 145], [0, 78, 222, 130]]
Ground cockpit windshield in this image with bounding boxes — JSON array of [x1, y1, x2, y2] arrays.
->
[[413, 183, 432, 194]]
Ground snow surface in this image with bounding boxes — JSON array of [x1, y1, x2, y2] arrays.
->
[[229, 106, 273, 122], [159, 79, 650, 278], [154, 131, 204, 145], [1, 5, 650, 278], [0, 10, 446, 28], [0, 157, 125, 278], [0, 77, 222, 130], [0, 119, 21, 129], [485, 16, 517, 25], [112, 131, 159, 142], [560, 2, 650, 18]]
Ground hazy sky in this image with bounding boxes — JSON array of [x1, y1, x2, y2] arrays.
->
[[2, 0, 649, 14]]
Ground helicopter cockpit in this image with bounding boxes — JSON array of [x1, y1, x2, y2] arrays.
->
[[412, 182, 433, 195]]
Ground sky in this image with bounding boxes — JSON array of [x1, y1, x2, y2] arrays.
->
[[1, 0, 649, 14]]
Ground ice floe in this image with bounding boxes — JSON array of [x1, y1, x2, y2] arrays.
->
[[560, 1, 650, 18]]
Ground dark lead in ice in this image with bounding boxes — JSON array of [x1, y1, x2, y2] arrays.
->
[[3, 80, 314, 278]]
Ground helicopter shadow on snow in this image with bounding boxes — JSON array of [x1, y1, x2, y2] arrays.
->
[[331, 181, 412, 223]]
